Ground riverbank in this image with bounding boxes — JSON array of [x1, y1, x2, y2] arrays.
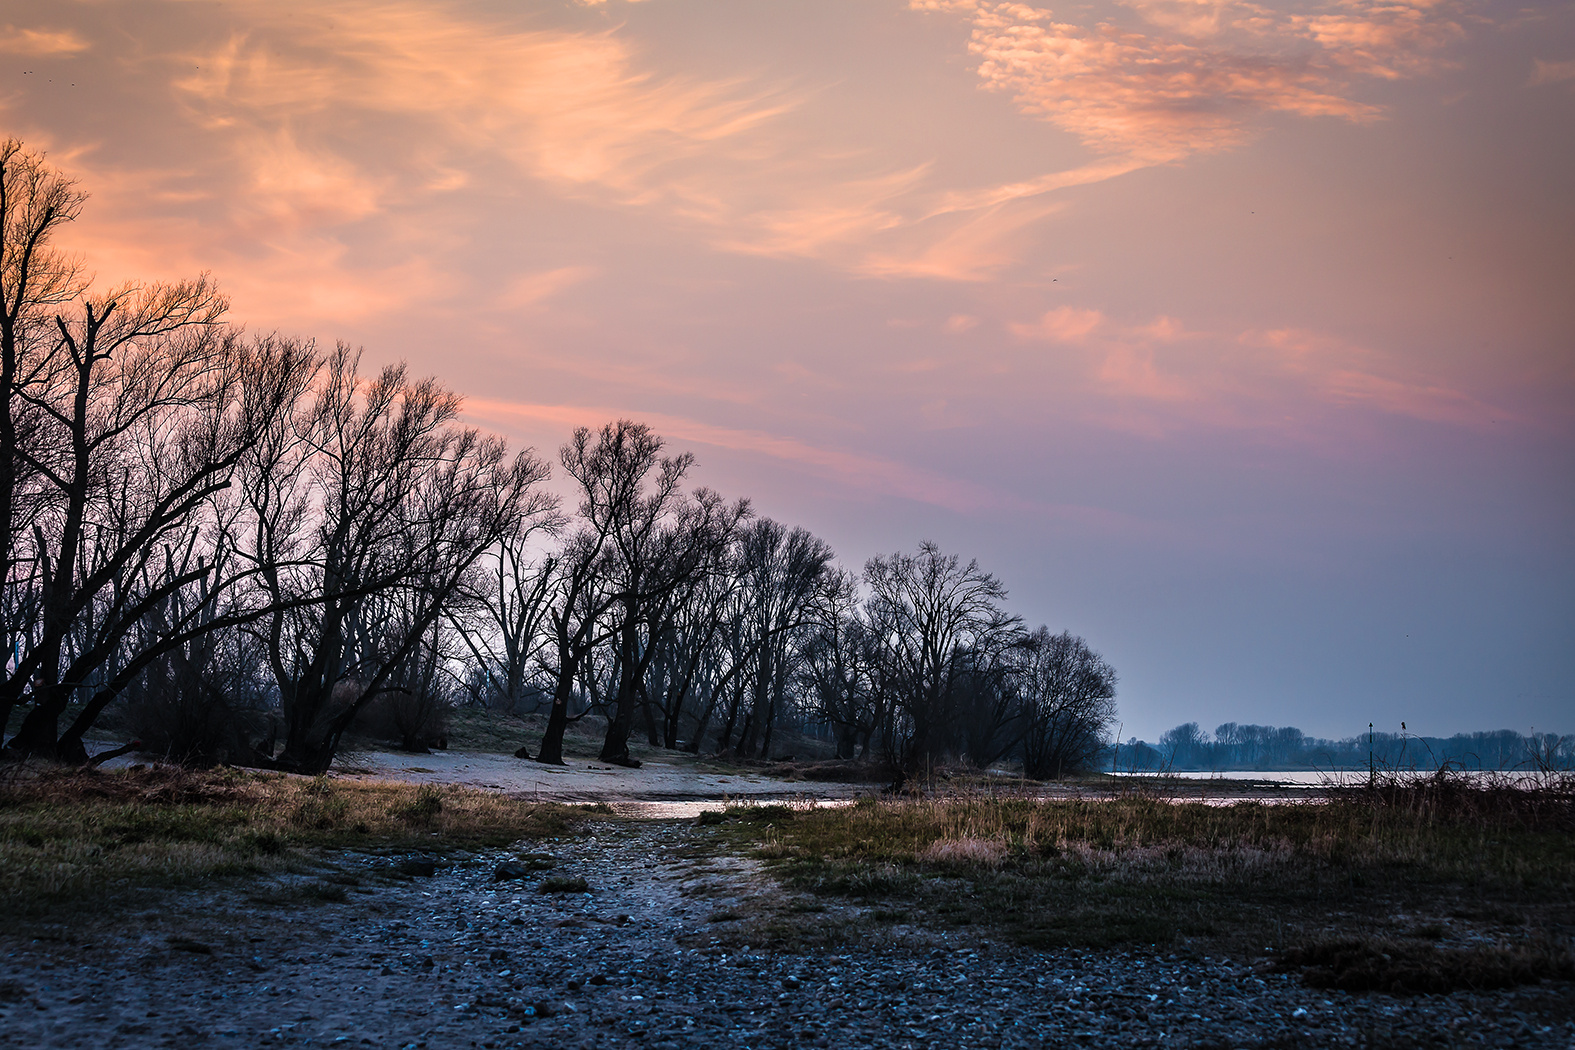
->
[[4, 817, 1572, 1049], [4, 764, 1571, 1048]]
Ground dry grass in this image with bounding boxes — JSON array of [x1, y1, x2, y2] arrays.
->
[[723, 785, 1575, 983], [0, 764, 584, 914]]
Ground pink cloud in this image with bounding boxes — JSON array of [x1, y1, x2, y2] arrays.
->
[[1529, 58, 1575, 87], [1000, 303, 1514, 435], [1243, 328, 1510, 427], [913, 0, 1460, 163], [462, 398, 1005, 513], [461, 397, 1161, 536], [1011, 306, 1105, 342]]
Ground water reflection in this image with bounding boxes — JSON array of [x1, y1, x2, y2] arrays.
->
[[609, 798, 857, 820]]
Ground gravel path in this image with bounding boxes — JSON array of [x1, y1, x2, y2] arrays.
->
[[3, 820, 1571, 1049]]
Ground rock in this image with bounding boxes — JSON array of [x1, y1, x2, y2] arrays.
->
[[167, 937, 212, 954], [398, 858, 437, 878], [513, 746, 532, 760], [589, 974, 609, 986], [497, 855, 557, 880], [488, 949, 509, 962]]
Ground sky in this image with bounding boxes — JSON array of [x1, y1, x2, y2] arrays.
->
[[3, 0, 1572, 741]]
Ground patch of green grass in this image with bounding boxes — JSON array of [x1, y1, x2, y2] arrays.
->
[[0, 766, 583, 914]]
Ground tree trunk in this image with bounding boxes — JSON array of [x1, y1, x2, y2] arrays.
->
[[535, 650, 579, 766], [7, 686, 65, 757], [599, 622, 643, 767], [641, 691, 661, 748]]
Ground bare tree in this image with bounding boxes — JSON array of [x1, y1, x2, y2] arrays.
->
[[802, 569, 883, 759], [863, 541, 1021, 780], [718, 519, 834, 760], [449, 506, 565, 716], [533, 528, 618, 765], [551, 421, 746, 767], [1019, 628, 1117, 779], [0, 139, 87, 656], [642, 560, 741, 750], [241, 346, 552, 773], [956, 641, 1029, 769], [0, 209, 334, 760]]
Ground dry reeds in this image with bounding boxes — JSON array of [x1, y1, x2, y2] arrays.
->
[[742, 783, 1575, 958]]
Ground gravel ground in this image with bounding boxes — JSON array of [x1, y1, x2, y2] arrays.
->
[[3, 820, 1571, 1050]]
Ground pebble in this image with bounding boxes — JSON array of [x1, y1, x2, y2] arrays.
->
[[1, 821, 1570, 1049]]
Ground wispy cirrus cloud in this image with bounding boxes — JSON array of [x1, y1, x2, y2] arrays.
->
[[173, 3, 793, 217], [1010, 305, 1509, 433]]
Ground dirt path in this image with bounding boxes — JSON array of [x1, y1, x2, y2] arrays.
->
[[4, 819, 1572, 1050]]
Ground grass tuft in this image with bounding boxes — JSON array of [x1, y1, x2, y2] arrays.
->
[[391, 784, 445, 826]]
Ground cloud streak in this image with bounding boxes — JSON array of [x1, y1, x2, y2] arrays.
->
[[462, 398, 1007, 513], [1010, 307, 1510, 434], [0, 25, 90, 55]]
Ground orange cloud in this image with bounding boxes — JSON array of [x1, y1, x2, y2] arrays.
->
[[173, 5, 790, 208], [152, 2, 1079, 284], [495, 267, 599, 312], [0, 25, 90, 55]]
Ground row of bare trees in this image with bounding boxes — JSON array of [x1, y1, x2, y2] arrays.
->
[[0, 141, 548, 771], [0, 140, 1117, 777], [441, 425, 1118, 779]]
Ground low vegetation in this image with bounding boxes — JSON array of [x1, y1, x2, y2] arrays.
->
[[0, 765, 585, 915], [719, 774, 1575, 991]]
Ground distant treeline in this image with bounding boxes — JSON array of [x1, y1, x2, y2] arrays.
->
[[1114, 722, 1575, 773]]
